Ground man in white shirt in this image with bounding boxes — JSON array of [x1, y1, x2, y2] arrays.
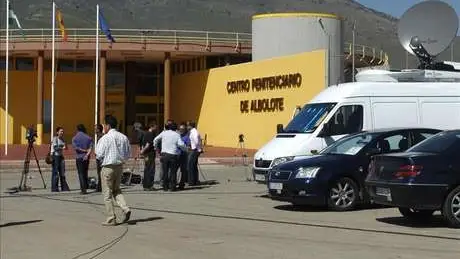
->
[[95, 115, 132, 226], [153, 122, 185, 191], [187, 121, 202, 186]]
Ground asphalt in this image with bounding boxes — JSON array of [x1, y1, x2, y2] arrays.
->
[[1, 164, 459, 259]]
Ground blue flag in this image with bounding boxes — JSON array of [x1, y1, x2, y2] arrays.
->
[[99, 9, 115, 43]]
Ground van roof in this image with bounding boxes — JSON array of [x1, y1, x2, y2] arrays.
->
[[310, 82, 460, 103]]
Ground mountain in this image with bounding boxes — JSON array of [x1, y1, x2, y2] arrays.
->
[[1, 0, 458, 69]]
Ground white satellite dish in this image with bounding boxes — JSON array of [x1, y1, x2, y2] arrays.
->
[[398, 0, 459, 57]]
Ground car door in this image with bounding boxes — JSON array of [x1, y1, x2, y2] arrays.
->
[[355, 131, 411, 188]]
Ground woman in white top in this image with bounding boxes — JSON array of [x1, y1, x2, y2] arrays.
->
[[51, 127, 70, 192]]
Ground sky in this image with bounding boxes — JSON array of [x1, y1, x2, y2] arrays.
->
[[356, 0, 460, 18]]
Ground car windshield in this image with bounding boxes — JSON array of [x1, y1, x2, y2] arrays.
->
[[283, 103, 336, 133], [321, 132, 379, 155], [408, 131, 460, 153]]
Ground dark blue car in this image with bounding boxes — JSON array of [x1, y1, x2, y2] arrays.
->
[[267, 128, 441, 211], [366, 130, 460, 228]]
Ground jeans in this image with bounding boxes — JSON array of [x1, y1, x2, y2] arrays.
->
[[51, 155, 70, 191], [143, 153, 156, 189], [187, 150, 200, 185], [96, 159, 102, 192], [101, 164, 129, 222], [178, 151, 189, 188], [160, 153, 179, 190], [76, 158, 89, 193]]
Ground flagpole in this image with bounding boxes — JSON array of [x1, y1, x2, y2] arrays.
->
[[5, 0, 10, 155], [95, 4, 100, 146], [51, 2, 56, 139]]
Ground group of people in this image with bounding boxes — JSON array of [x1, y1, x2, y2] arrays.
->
[[135, 119, 202, 192], [47, 116, 202, 225]]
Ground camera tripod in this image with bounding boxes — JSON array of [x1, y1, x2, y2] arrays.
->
[[18, 141, 47, 191], [233, 140, 248, 166]]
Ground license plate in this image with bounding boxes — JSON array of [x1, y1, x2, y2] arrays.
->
[[269, 182, 283, 190], [255, 174, 266, 181], [376, 187, 392, 201]]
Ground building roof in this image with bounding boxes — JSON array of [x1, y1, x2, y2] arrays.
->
[[1, 0, 458, 69]]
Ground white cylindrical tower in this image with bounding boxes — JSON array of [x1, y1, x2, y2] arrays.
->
[[252, 13, 344, 86]]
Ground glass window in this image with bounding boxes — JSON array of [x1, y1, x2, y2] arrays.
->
[[15, 58, 34, 71], [75, 60, 93, 72], [0, 57, 13, 70], [107, 62, 125, 88], [135, 75, 158, 95], [378, 133, 410, 153], [107, 62, 124, 73], [43, 100, 51, 133], [408, 131, 460, 154], [328, 105, 364, 135], [159, 103, 164, 113], [321, 132, 378, 156], [58, 59, 74, 72], [284, 103, 337, 133], [412, 130, 438, 144], [136, 63, 157, 75], [135, 103, 157, 113], [159, 77, 164, 96]]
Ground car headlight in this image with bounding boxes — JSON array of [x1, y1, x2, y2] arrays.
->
[[295, 167, 321, 179], [271, 156, 295, 167]]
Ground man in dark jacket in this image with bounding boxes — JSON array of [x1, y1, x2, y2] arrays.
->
[[140, 122, 158, 191]]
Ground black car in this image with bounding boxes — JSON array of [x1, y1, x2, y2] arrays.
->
[[365, 130, 460, 228], [267, 128, 441, 211]]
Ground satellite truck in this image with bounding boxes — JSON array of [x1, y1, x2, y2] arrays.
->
[[253, 0, 460, 183]]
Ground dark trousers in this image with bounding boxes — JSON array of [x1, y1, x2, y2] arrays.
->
[[51, 155, 70, 191], [143, 153, 156, 189], [160, 153, 179, 190], [96, 159, 102, 192], [187, 150, 200, 185], [76, 158, 89, 193], [178, 151, 189, 188]]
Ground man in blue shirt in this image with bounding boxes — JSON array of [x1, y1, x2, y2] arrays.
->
[[178, 123, 191, 190], [72, 124, 93, 194]]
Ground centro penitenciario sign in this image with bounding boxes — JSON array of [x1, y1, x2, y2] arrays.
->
[[226, 73, 302, 113]]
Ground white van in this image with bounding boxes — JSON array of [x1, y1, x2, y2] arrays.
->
[[253, 69, 460, 183]]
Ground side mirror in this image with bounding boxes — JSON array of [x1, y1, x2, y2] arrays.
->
[[276, 124, 284, 133], [311, 149, 319, 155], [366, 148, 381, 156]]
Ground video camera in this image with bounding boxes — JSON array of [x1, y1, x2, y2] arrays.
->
[[26, 127, 37, 144]]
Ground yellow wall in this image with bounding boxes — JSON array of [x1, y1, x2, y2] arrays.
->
[[171, 50, 326, 149], [0, 70, 95, 144], [0, 71, 37, 144]]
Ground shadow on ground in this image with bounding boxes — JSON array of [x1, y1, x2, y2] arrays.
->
[[0, 220, 43, 228], [127, 216, 164, 225], [273, 203, 392, 213], [376, 215, 449, 228]]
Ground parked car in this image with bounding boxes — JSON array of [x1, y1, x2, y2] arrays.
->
[[267, 128, 441, 211], [365, 130, 460, 228]]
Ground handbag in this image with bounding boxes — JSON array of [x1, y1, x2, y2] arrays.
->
[[45, 140, 54, 165]]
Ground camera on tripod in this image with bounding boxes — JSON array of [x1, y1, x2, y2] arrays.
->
[[25, 126, 37, 144]]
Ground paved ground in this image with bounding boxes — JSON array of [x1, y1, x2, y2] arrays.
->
[[0, 165, 459, 259]]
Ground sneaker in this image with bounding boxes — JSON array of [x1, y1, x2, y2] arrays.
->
[[122, 210, 131, 224], [102, 218, 117, 226]]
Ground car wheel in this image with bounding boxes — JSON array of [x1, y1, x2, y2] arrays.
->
[[327, 177, 359, 211], [442, 186, 460, 228], [398, 208, 435, 220]]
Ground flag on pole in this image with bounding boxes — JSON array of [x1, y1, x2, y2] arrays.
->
[[99, 9, 115, 43], [56, 9, 68, 41], [8, 4, 25, 38]]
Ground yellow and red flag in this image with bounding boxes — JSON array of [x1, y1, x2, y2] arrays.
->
[[56, 9, 68, 41]]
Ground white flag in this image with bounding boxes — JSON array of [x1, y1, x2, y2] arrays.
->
[[9, 9, 23, 30]]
